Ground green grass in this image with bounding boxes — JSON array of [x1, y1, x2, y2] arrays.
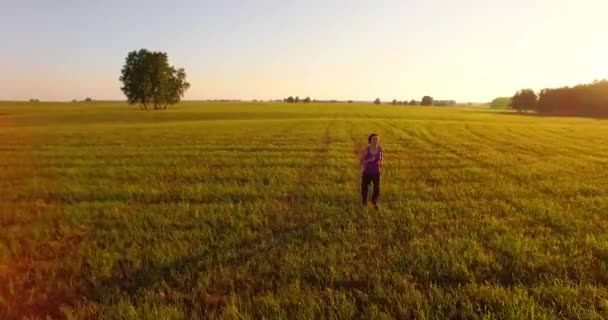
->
[[1, 101, 608, 319]]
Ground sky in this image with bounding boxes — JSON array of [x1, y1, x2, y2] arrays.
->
[[1, 0, 607, 102]]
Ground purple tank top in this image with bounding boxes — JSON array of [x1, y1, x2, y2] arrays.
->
[[363, 147, 382, 175]]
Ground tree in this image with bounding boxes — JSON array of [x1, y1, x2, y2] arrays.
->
[[120, 49, 190, 110], [286, 96, 294, 103], [392, 99, 398, 105], [433, 100, 456, 107], [295, 96, 300, 103], [408, 100, 417, 106], [511, 89, 537, 113], [374, 98, 381, 105], [534, 80, 608, 117], [489, 97, 511, 109], [303, 96, 311, 103], [421, 96, 433, 106], [84, 97, 94, 102]]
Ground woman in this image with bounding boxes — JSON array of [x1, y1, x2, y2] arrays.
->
[[360, 133, 383, 209]]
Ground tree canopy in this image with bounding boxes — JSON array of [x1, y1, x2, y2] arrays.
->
[[120, 49, 190, 110], [536, 80, 608, 117], [511, 89, 537, 113], [421, 96, 433, 106], [490, 97, 511, 109]]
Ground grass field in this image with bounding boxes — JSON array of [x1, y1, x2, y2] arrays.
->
[[1, 101, 608, 319]]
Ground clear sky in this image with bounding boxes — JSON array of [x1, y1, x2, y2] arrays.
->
[[1, 0, 607, 102]]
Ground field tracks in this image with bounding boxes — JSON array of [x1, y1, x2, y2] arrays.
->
[[385, 122, 563, 198], [89, 118, 353, 316]]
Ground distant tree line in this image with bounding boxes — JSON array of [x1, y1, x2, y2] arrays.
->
[[511, 80, 608, 117], [283, 98, 359, 103], [205, 99, 243, 102], [284, 96, 311, 103], [433, 99, 457, 106], [489, 97, 511, 109], [388, 99, 420, 106], [71, 97, 95, 103], [375, 96, 456, 107], [313, 99, 349, 103]]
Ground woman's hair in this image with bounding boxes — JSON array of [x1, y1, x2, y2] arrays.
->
[[368, 133, 378, 144]]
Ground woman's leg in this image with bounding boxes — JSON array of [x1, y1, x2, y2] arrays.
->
[[361, 174, 371, 205], [371, 174, 380, 207]]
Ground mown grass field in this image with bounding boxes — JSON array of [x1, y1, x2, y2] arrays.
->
[[1, 101, 608, 319]]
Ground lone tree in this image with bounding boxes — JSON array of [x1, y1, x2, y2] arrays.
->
[[295, 96, 300, 103], [120, 49, 190, 110], [303, 96, 311, 103], [511, 89, 537, 113], [421, 96, 433, 106], [392, 99, 398, 105], [286, 96, 294, 103], [408, 100, 417, 106], [374, 98, 381, 105]]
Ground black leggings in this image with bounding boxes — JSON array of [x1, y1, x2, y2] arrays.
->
[[361, 173, 380, 205]]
